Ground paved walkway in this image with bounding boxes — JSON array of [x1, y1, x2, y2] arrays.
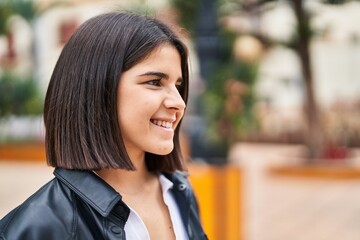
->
[[229, 143, 360, 240], [0, 161, 53, 218], [1, 143, 360, 240]]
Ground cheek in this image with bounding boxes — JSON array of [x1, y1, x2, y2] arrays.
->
[[174, 110, 185, 127], [118, 97, 152, 126]]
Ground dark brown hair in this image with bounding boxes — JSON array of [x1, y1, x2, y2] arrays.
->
[[44, 12, 189, 171]]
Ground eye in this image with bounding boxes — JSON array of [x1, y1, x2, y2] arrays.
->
[[146, 79, 161, 87], [176, 80, 184, 91]]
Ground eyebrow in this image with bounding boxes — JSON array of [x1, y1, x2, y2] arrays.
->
[[138, 71, 169, 79], [138, 71, 183, 83]]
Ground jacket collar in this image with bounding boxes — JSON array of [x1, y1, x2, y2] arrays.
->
[[54, 168, 122, 217], [54, 168, 191, 222], [163, 171, 192, 227]]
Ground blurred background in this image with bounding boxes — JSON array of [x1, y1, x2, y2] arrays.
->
[[1, 0, 360, 239]]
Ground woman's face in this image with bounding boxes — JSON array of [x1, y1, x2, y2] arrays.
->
[[117, 44, 186, 160]]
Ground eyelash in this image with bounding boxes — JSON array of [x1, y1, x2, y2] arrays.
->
[[146, 79, 161, 87], [176, 82, 184, 91], [146, 79, 184, 91]]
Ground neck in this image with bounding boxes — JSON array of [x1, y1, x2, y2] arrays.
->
[[95, 152, 156, 195]]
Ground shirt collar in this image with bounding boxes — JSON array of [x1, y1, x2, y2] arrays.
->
[[159, 174, 174, 194]]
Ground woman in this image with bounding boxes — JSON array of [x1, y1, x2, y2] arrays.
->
[[0, 12, 207, 240]]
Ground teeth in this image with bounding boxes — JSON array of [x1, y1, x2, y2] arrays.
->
[[152, 119, 173, 129]]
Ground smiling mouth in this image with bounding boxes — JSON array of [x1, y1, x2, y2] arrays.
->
[[150, 119, 173, 129]]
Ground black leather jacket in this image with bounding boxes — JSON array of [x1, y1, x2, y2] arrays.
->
[[0, 168, 207, 240]]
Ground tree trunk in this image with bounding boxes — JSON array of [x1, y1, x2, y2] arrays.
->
[[292, 0, 324, 162]]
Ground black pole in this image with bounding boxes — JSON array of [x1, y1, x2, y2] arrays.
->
[[189, 0, 225, 164], [195, 0, 220, 81]]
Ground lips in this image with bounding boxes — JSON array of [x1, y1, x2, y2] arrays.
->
[[150, 119, 173, 129]]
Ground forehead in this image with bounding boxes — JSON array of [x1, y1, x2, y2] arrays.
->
[[128, 44, 182, 74]]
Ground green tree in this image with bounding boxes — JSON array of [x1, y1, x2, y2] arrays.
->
[[0, 72, 43, 117], [228, 0, 359, 161]]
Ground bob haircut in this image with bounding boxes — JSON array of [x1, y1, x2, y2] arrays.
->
[[44, 12, 189, 172]]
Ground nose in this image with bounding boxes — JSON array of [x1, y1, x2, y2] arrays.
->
[[164, 87, 186, 111]]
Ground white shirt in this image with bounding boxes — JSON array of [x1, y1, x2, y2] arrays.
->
[[124, 174, 189, 240]]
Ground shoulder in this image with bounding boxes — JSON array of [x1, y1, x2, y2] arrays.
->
[[0, 178, 74, 239]]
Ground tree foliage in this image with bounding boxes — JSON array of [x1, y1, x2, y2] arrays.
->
[[0, 73, 43, 118], [171, 0, 201, 35]]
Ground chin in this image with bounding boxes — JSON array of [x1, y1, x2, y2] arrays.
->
[[157, 149, 173, 156], [150, 144, 174, 156]]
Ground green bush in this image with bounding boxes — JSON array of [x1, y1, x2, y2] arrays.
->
[[0, 72, 43, 117]]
